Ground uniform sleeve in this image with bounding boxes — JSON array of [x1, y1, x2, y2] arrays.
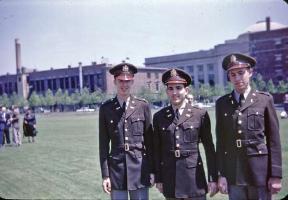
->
[[143, 103, 154, 174], [200, 111, 218, 182], [265, 95, 282, 178], [215, 100, 225, 177], [99, 105, 110, 178], [153, 113, 162, 183]]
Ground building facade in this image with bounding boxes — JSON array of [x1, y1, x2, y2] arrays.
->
[[145, 17, 288, 87]]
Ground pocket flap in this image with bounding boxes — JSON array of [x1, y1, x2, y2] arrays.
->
[[131, 115, 145, 122], [182, 122, 199, 130], [247, 108, 264, 116], [246, 143, 268, 156]]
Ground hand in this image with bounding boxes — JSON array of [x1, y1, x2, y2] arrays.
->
[[102, 177, 111, 194], [218, 176, 228, 194], [156, 183, 163, 193], [208, 182, 218, 197], [268, 177, 281, 194], [150, 173, 155, 186]]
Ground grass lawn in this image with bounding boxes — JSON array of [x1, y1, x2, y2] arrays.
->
[[0, 110, 287, 199]]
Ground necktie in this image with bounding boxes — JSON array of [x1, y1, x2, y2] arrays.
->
[[122, 102, 126, 112], [175, 109, 180, 120], [239, 94, 245, 107]]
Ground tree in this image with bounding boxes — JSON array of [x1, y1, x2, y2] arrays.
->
[[80, 87, 92, 105], [29, 91, 42, 109], [0, 93, 10, 107], [44, 89, 55, 108], [199, 84, 213, 102], [267, 79, 277, 94], [91, 89, 106, 105], [213, 85, 225, 97], [225, 83, 234, 94], [277, 80, 288, 93], [253, 73, 266, 91]]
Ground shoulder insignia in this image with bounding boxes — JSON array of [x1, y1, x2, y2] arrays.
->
[[133, 96, 148, 103], [101, 98, 114, 105], [256, 90, 271, 97]]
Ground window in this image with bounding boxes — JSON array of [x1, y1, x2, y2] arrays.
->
[[207, 64, 214, 72], [275, 54, 282, 61], [60, 78, 64, 89], [155, 72, 159, 79], [208, 74, 215, 86], [198, 74, 204, 84], [197, 65, 203, 73], [147, 72, 151, 78], [147, 81, 151, 89], [155, 82, 159, 91], [187, 65, 194, 73], [275, 38, 282, 45]]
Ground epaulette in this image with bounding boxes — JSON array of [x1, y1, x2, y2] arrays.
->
[[192, 105, 202, 110], [256, 90, 271, 97], [133, 96, 148, 103], [101, 98, 114, 105]]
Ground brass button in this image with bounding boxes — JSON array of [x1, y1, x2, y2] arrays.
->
[[125, 137, 128, 140], [238, 120, 242, 125], [238, 130, 242, 134], [175, 127, 179, 130], [176, 135, 179, 139], [125, 128, 128, 132], [176, 144, 180, 147]]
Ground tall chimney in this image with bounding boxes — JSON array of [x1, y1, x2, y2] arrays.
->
[[78, 62, 83, 93], [15, 38, 21, 74], [266, 17, 270, 31]]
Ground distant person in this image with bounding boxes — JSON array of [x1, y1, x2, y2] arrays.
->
[[99, 63, 154, 200], [11, 106, 21, 146], [2, 106, 11, 146], [0, 106, 6, 149], [153, 68, 218, 199], [216, 53, 282, 200], [23, 107, 37, 143], [186, 93, 194, 106]]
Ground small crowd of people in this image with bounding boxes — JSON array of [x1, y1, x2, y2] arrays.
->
[[99, 53, 282, 200], [0, 106, 37, 150]]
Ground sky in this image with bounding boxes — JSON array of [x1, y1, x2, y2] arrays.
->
[[0, 0, 288, 75]]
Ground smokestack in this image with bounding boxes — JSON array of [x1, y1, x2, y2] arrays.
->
[[15, 38, 21, 74], [78, 62, 83, 93], [266, 17, 270, 31]]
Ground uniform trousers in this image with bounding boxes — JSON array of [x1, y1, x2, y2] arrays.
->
[[228, 185, 271, 200], [12, 127, 21, 145], [111, 187, 148, 200]]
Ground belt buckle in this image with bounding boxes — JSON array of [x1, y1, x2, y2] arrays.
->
[[175, 150, 180, 157], [124, 143, 129, 151], [236, 139, 242, 148]]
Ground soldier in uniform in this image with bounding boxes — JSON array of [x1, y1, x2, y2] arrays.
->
[[216, 53, 282, 200], [99, 63, 154, 200], [153, 68, 218, 199]]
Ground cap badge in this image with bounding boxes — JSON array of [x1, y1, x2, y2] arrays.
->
[[230, 55, 237, 63], [171, 69, 178, 77], [122, 65, 129, 72]]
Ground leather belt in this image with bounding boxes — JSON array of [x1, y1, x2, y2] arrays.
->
[[236, 139, 262, 148], [170, 149, 195, 157], [117, 143, 144, 152]]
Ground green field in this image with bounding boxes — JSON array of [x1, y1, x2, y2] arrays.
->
[[0, 110, 287, 199]]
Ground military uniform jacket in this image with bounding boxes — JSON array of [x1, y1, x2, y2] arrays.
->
[[153, 103, 217, 198], [99, 96, 153, 190], [216, 89, 282, 186]]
